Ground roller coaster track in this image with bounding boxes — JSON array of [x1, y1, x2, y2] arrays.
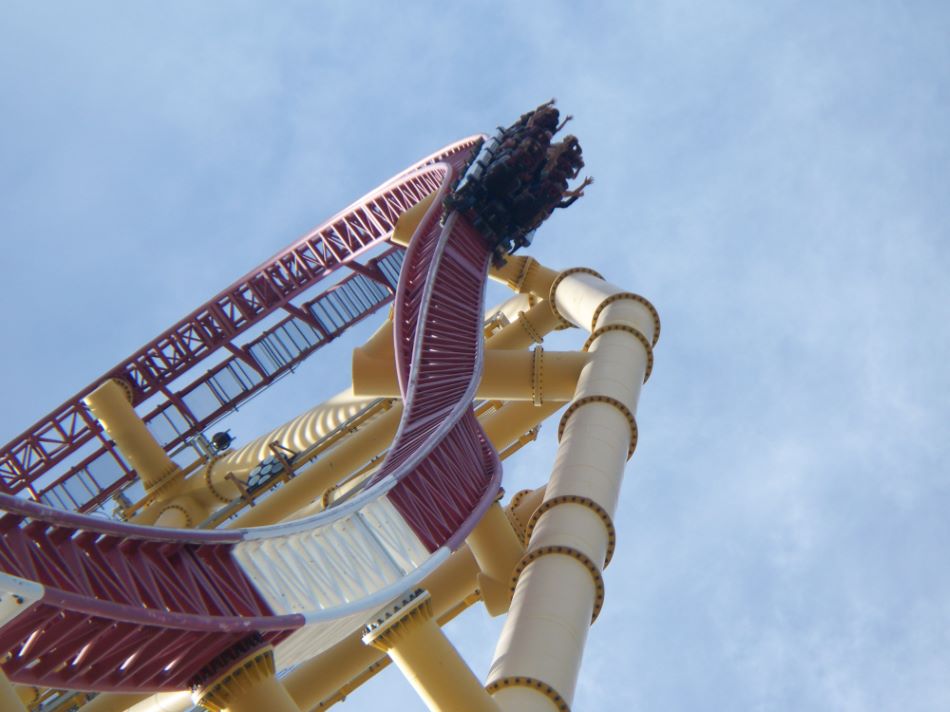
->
[[0, 137, 479, 515], [0, 142, 503, 692]]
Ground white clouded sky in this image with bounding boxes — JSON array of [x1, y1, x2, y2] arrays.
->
[[1, 2, 949, 710]]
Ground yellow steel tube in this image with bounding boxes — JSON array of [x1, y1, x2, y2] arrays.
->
[[484, 293, 534, 326], [0, 670, 27, 712], [193, 647, 299, 712], [206, 387, 379, 482], [484, 299, 564, 351], [352, 349, 587, 401], [363, 592, 498, 712], [466, 502, 525, 616], [84, 379, 178, 489], [487, 271, 659, 710], [125, 692, 194, 712], [227, 403, 403, 527], [214, 675, 299, 712], [127, 692, 192, 712], [13, 685, 38, 707], [489, 255, 559, 299], [479, 400, 561, 448], [358, 317, 396, 359], [391, 191, 437, 248], [152, 495, 215, 529], [467, 503, 525, 583]]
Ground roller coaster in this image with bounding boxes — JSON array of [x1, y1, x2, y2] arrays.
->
[[0, 104, 659, 712]]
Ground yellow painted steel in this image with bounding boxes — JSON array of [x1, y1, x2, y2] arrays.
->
[[391, 191, 437, 247], [192, 647, 299, 712], [466, 502, 525, 616], [484, 299, 564, 351], [13, 685, 38, 707], [208, 673, 299, 712], [352, 349, 588, 402], [204, 387, 379, 481], [83, 379, 179, 490], [483, 293, 534, 328], [311, 593, 475, 710], [125, 692, 194, 712], [487, 271, 659, 711], [152, 495, 215, 528], [226, 403, 403, 527], [363, 591, 499, 712], [354, 317, 396, 364], [78, 693, 154, 712], [1, 671, 27, 712], [479, 400, 561, 449], [489, 255, 559, 300]]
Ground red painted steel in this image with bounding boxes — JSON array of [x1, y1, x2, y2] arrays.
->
[[0, 138, 480, 514], [384, 218, 501, 550], [0, 495, 299, 691], [365, 162, 502, 550]]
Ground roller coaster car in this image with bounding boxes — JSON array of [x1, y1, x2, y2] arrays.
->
[[445, 101, 592, 266]]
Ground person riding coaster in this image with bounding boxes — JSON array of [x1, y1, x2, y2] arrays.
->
[[445, 100, 592, 265]]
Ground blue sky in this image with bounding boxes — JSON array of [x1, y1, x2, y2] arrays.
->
[[2, 2, 949, 710]]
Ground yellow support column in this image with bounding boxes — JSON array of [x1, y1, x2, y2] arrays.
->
[[78, 691, 193, 712], [151, 494, 215, 528], [0, 670, 27, 712], [489, 255, 559, 300], [363, 590, 498, 712], [466, 502, 525, 616], [353, 349, 587, 402], [84, 379, 178, 490], [227, 404, 404, 527], [192, 644, 298, 712], [125, 691, 194, 712], [485, 299, 564, 351], [282, 545, 480, 709], [13, 685, 38, 708], [486, 270, 660, 711]]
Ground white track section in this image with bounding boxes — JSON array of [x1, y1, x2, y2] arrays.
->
[[234, 497, 434, 617], [0, 572, 44, 628], [233, 488, 449, 662]]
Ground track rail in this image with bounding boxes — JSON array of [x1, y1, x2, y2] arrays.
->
[[0, 140, 502, 692]]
